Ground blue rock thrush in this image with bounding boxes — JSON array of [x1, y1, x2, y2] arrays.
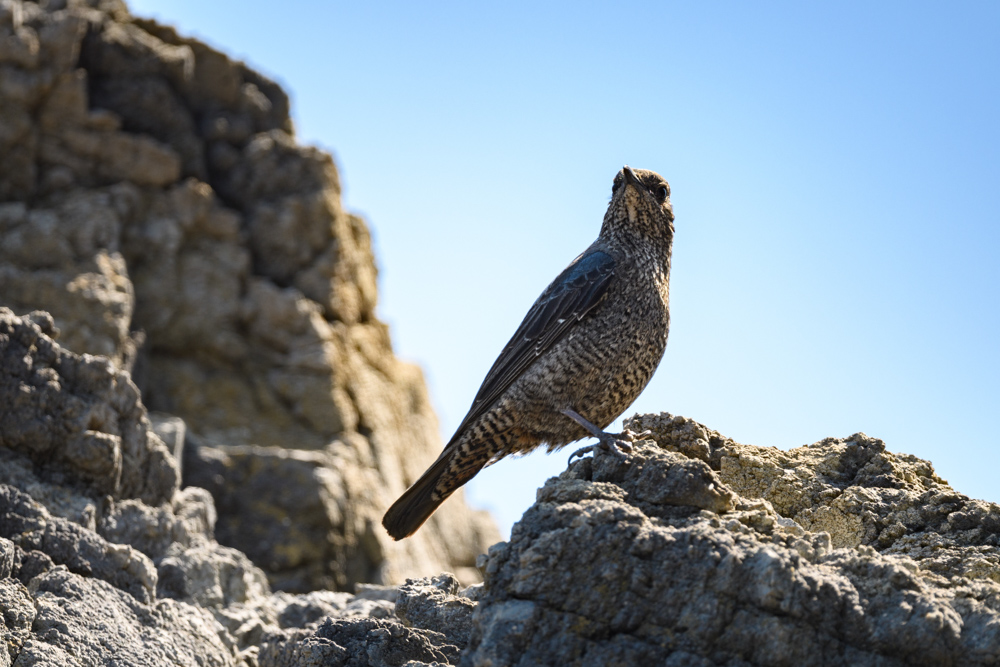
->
[[383, 166, 674, 539]]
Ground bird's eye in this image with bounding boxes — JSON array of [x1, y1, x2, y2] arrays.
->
[[656, 185, 668, 201], [612, 177, 622, 195]]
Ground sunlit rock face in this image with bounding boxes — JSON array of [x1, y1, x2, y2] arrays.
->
[[462, 414, 1000, 667], [0, 0, 498, 596]]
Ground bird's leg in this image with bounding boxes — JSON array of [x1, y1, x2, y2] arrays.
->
[[562, 408, 653, 463]]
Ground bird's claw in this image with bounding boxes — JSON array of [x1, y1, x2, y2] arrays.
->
[[626, 428, 653, 441], [568, 441, 626, 464], [561, 408, 655, 464], [567, 429, 650, 464]]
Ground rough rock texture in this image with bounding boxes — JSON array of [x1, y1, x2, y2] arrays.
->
[[0, 310, 177, 506], [5, 310, 1000, 666], [259, 415, 1000, 666], [0, 0, 498, 593], [459, 415, 1000, 666], [628, 412, 1000, 584], [245, 417, 1000, 666], [258, 617, 461, 667], [396, 573, 478, 651], [0, 309, 465, 665], [255, 574, 481, 667], [1, 483, 157, 605], [21, 569, 237, 667], [0, 306, 480, 665], [0, 309, 412, 665]]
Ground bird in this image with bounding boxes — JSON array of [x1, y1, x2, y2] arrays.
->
[[382, 166, 675, 540]]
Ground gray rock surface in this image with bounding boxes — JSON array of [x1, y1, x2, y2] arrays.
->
[[0, 305, 475, 665], [4, 314, 1000, 666], [395, 573, 477, 651], [253, 422, 1000, 666], [0, 0, 498, 594], [628, 412, 1000, 583], [21, 568, 238, 667], [0, 560, 33, 667], [0, 484, 156, 604], [258, 617, 460, 667], [0, 310, 178, 506], [460, 416, 1000, 667]]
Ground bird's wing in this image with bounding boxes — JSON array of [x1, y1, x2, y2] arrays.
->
[[447, 249, 616, 446]]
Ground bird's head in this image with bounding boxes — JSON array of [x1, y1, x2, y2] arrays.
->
[[602, 166, 674, 250]]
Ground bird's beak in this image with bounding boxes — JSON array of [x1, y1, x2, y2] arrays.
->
[[622, 165, 640, 189]]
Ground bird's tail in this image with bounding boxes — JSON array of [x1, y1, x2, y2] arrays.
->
[[382, 445, 487, 540]]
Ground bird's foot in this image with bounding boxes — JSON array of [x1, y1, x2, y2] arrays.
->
[[567, 436, 632, 464], [562, 409, 653, 464]]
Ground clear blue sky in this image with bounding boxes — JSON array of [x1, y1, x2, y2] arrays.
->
[[130, 1, 1000, 536]]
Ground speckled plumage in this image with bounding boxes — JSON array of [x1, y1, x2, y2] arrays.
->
[[383, 167, 675, 540]]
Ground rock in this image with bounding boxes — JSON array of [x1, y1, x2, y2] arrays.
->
[[20, 568, 238, 667], [156, 541, 269, 609], [0, 537, 14, 578], [0, 297, 480, 663], [0, 484, 156, 605], [0, 305, 419, 664], [396, 574, 476, 650], [98, 486, 216, 560], [0, 0, 498, 592], [0, 309, 178, 505], [628, 413, 1000, 582], [0, 192, 137, 365], [354, 583, 401, 603], [0, 572, 33, 666], [461, 416, 1000, 667], [250, 578, 481, 666], [0, 447, 99, 529], [271, 590, 353, 629], [149, 412, 186, 474], [182, 442, 349, 592], [0, 294, 476, 664], [258, 617, 460, 667]]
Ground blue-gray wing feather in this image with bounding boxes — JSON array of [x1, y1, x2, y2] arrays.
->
[[447, 249, 616, 446]]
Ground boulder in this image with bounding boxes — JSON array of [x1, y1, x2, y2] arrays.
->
[[460, 416, 1000, 666]]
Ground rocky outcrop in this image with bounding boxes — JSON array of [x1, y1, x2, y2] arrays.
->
[[250, 414, 1000, 666], [629, 412, 1000, 582], [459, 416, 1000, 666], [0, 0, 498, 593], [0, 308, 412, 665], [0, 309, 177, 507], [4, 300, 1000, 664]]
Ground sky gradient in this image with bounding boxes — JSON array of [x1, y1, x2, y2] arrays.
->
[[129, 1, 1000, 536]]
